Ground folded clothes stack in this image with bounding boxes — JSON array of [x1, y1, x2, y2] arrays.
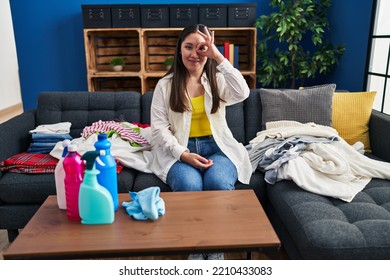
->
[[28, 122, 73, 154], [28, 133, 72, 154]]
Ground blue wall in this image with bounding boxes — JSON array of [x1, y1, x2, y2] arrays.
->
[[10, 0, 373, 110], [326, 0, 374, 91]]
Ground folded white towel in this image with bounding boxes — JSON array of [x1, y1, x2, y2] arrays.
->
[[29, 122, 72, 134]]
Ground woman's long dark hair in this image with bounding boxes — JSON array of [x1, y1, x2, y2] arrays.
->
[[166, 24, 223, 114]]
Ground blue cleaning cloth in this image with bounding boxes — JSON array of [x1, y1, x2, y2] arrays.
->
[[122, 187, 165, 221]]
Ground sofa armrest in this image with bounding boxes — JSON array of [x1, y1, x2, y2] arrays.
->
[[369, 109, 390, 162], [0, 109, 36, 164]]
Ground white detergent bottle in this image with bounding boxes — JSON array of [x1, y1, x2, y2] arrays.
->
[[54, 139, 71, 209]]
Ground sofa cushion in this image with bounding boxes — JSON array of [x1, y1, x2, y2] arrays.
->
[[332, 91, 376, 151], [259, 84, 336, 129], [235, 171, 267, 205], [117, 168, 137, 193], [0, 204, 41, 231], [267, 177, 390, 259], [0, 173, 55, 204], [37, 91, 142, 138], [133, 172, 171, 192]]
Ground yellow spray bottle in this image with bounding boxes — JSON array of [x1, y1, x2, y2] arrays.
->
[[78, 151, 114, 224]]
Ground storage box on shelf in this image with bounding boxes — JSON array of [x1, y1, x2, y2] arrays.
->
[[81, 3, 258, 29], [111, 4, 141, 28], [84, 27, 257, 93], [198, 4, 228, 27], [140, 5, 170, 28], [228, 3, 257, 27], [169, 4, 198, 28], [82, 5, 112, 28]]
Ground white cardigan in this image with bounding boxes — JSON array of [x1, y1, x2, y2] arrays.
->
[[144, 59, 252, 184]]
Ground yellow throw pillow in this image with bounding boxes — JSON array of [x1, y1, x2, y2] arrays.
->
[[332, 91, 376, 151]]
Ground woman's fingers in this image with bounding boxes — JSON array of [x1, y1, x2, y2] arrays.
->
[[197, 26, 214, 45], [187, 152, 213, 169]]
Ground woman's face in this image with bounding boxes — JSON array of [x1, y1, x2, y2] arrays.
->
[[180, 32, 208, 74]]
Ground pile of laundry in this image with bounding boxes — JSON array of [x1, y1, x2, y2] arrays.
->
[[50, 120, 152, 173], [247, 121, 390, 202]]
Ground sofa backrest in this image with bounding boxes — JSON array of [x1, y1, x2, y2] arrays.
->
[[225, 100, 246, 144], [225, 89, 263, 145], [37, 91, 142, 138], [141, 91, 153, 125], [36, 90, 263, 145], [244, 89, 263, 145]]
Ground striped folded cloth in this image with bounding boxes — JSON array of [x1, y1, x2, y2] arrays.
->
[[81, 120, 150, 146], [0, 152, 58, 174]]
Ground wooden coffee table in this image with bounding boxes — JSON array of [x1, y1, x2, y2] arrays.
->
[[3, 189, 280, 259]]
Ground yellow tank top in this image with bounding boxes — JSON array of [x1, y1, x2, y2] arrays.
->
[[189, 95, 212, 137]]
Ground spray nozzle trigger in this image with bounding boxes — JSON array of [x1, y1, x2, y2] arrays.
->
[[81, 151, 100, 170]]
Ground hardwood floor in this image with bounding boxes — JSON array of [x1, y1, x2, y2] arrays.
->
[[0, 230, 10, 260], [0, 103, 23, 124], [0, 229, 281, 260]]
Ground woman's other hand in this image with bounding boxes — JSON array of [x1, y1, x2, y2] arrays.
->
[[180, 151, 214, 169]]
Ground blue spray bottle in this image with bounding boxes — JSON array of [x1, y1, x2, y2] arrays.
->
[[78, 151, 114, 225], [94, 133, 118, 211]]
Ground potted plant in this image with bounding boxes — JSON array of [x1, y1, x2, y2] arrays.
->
[[110, 57, 125, 72], [255, 0, 345, 89], [164, 57, 174, 70]]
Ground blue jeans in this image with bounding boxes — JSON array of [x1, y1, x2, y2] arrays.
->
[[167, 136, 238, 192]]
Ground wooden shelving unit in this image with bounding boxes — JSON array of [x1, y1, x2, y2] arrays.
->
[[84, 27, 257, 93]]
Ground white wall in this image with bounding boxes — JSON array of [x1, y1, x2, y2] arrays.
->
[[0, 0, 22, 111]]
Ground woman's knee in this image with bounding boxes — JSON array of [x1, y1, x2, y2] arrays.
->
[[203, 175, 235, 191], [171, 180, 203, 192], [203, 154, 237, 191], [167, 162, 203, 192]]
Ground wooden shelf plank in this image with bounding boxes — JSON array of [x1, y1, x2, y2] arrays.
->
[[84, 27, 257, 93]]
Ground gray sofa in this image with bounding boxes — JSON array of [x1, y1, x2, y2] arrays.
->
[[1, 90, 390, 259]]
